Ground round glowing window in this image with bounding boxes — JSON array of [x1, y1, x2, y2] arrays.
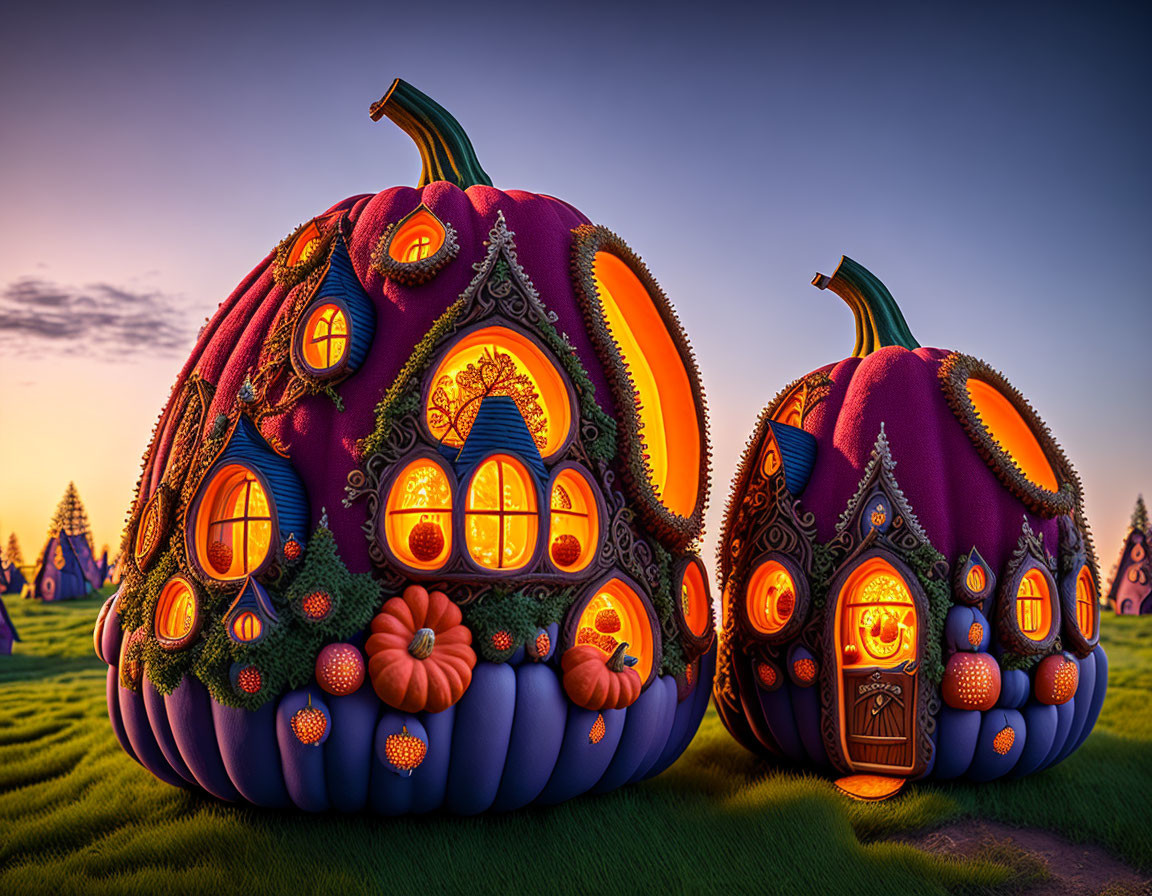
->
[[591, 251, 700, 518], [966, 564, 986, 593], [678, 557, 711, 639], [155, 577, 200, 650], [746, 559, 798, 636], [298, 302, 349, 375], [548, 468, 599, 572], [426, 326, 572, 457], [383, 457, 453, 571], [1016, 569, 1054, 642], [965, 378, 1058, 492], [194, 464, 274, 581], [573, 578, 657, 684], [1075, 566, 1096, 640], [465, 455, 539, 571]]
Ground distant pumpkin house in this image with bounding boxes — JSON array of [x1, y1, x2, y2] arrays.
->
[[1, 560, 27, 596], [33, 530, 103, 601], [0, 595, 20, 654], [1107, 496, 1151, 615]]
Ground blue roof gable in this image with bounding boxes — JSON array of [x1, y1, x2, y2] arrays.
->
[[454, 396, 548, 484], [767, 421, 817, 497], [217, 418, 309, 550], [312, 236, 375, 373]]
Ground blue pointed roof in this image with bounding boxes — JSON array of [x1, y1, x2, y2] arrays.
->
[[223, 577, 279, 644], [310, 236, 375, 372], [0, 594, 20, 641], [454, 395, 548, 483], [767, 421, 817, 496]]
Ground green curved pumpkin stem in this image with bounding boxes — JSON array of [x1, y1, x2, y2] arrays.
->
[[370, 79, 493, 190], [607, 642, 629, 673], [812, 256, 920, 358]]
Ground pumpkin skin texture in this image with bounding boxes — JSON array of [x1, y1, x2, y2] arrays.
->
[[97, 80, 714, 814], [714, 257, 1107, 785]]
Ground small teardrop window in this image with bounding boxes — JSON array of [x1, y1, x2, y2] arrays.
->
[[372, 206, 458, 284], [297, 301, 350, 376]]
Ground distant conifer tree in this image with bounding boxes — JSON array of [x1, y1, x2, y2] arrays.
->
[[47, 482, 95, 551], [1132, 495, 1149, 533], [5, 533, 23, 566]]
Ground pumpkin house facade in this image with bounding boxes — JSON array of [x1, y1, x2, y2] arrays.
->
[[0, 596, 19, 655], [34, 530, 103, 601], [714, 258, 1107, 788], [2, 561, 27, 596], [95, 81, 715, 815]]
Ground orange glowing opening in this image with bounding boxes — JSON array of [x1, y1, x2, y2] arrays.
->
[[300, 303, 348, 372], [773, 389, 804, 428], [746, 560, 797, 635], [591, 251, 699, 517], [837, 558, 918, 669], [1016, 569, 1053, 641], [965, 564, 986, 593], [388, 208, 446, 263], [426, 326, 571, 457], [966, 378, 1058, 492], [548, 469, 598, 571], [231, 610, 263, 642], [575, 578, 655, 683], [760, 428, 782, 478], [384, 458, 452, 571], [134, 494, 160, 565], [465, 455, 538, 571], [287, 221, 322, 267], [1075, 566, 1095, 639], [679, 558, 710, 637], [155, 577, 197, 645], [194, 465, 273, 581]]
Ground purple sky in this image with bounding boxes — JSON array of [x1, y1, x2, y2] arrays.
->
[[1, 1, 1148, 583]]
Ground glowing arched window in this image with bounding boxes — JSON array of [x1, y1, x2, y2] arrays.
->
[[746, 560, 797, 635], [155, 577, 200, 649], [774, 389, 804, 428], [678, 558, 711, 638], [389, 208, 446, 263], [548, 468, 598, 572], [1016, 569, 1053, 640], [591, 251, 700, 517], [965, 378, 1058, 492], [194, 465, 273, 581], [287, 220, 323, 267], [426, 327, 572, 457], [838, 558, 918, 668], [574, 578, 656, 684], [1075, 567, 1096, 639], [966, 565, 986, 593], [465, 455, 538, 571], [384, 458, 453, 571], [299, 302, 349, 374]]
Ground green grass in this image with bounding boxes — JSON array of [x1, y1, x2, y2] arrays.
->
[[1, 590, 1149, 895]]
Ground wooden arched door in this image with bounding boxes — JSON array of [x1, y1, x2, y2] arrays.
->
[[833, 555, 922, 775]]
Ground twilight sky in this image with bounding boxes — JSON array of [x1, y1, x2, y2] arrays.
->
[[0, 1, 1148, 584]]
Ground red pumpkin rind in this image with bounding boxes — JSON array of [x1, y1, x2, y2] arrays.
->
[[1034, 653, 1078, 705], [942, 652, 1001, 711], [561, 645, 642, 710], [365, 585, 476, 713]]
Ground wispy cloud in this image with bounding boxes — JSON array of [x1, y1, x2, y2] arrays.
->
[[0, 278, 194, 360]]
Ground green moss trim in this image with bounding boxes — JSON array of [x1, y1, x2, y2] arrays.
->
[[904, 542, 950, 687], [461, 586, 576, 663]]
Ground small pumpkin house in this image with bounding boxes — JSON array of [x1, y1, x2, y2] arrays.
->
[[1105, 497, 1151, 615], [714, 257, 1107, 794], [1, 560, 27, 596], [0, 595, 19, 655], [34, 530, 103, 601], [94, 80, 715, 815]]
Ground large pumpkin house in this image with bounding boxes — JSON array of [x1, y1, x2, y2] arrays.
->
[[94, 81, 715, 814], [1105, 497, 1151, 615], [714, 258, 1107, 794]]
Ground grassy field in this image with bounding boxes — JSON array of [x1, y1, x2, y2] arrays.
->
[[1, 588, 1149, 895]]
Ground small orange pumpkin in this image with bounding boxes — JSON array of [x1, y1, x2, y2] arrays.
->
[[365, 585, 476, 713], [1034, 652, 1078, 705], [561, 642, 642, 711]]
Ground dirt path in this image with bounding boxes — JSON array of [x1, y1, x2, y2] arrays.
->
[[894, 820, 1150, 895]]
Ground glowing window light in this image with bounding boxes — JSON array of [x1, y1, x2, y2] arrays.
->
[[966, 564, 986, 593], [465, 455, 538, 571], [155, 577, 198, 647], [388, 208, 446, 263], [746, 559, 797, 635], [679, 558, 710, 638], [195, 465, 273, 581], [426, 326, 571, 457], [574, 578, 655, 683], [300, 303, 349, 372], [1075, 566, 1095, 639], [591, 251, 699, 517], [384, 458, 453, 570], [1016, 569, 1053, 641], [838, 558, 917, 668], [966, 378, 1058, 492], [548, 469, 598, 572], [231, 610, 263, 643]]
